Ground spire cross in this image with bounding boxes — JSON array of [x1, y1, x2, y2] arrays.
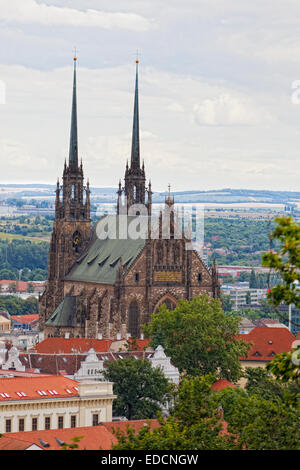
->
[[135, 49, 140, 63], [73, 46, 78, 60]]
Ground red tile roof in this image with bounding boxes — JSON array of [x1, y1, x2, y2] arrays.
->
[[31, 337, 113, 354], [124, 338, 151, 351], [103, 419, 160, 436], [0, 375, 79, 401], [0, 369, 50, 378], [238, 327, 296, 361], [5, 420, 159, 450], [211, 379, 236, 392], [0, 435, 42, 450], [0, 280, 28, 292], [11, 314, 39, 324], [19, 350, 154, 376]]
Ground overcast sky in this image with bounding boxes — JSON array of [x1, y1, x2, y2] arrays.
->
[[1, 0, 300, 191]]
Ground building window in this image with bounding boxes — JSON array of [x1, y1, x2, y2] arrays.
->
[[135, 272, 139, 282], [198, 273, 202, 283], [58, 416, 64, 429], [92, 414, 99, 426], [5, 419, 11, 433], [18, 418, 25, 432], [45, 417, 51, 430], [71, 415, 76, 428], [128, 300, 139, 338], [32, 418, 38, 431]]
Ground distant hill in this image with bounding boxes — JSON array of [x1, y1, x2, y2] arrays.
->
[[0, 184, 300, 204]]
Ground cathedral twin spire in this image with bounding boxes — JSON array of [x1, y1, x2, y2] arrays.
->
[[118, 59, 152, 215], [69, 56, 78, 169], [58, 56, 151, 218], [131, 60, 140, 170], [55, 55, 89, 222]]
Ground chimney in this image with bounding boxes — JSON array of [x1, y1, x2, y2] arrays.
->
[[126, 333, 131, 340], [116, 333, 121, 341], [97, 333, 103, 340], [140, 333, 144, 340], [65, 332, 70, 340]]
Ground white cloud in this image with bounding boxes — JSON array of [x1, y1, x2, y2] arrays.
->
[[0, 0, 152, 31], [192, 93, 271, 127], [1, 1, 300, 190]]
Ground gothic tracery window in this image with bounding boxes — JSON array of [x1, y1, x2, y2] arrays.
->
[[128, 300, 139, 338], [154, 297, 177, 314]]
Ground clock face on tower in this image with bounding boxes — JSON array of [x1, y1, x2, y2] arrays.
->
[[72, 230, 82, 252]]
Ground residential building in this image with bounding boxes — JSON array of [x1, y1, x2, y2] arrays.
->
[[238, 326, 296, 386], [11, 315, 39, 331], [1, 341, 179, 385], [221, 285, 267, 310], [0, 314, 11, 333], [0, 375, 116, 434]]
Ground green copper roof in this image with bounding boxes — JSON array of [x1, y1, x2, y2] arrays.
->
[[130, 61, 140, 170], [45, 296, 77, 327], [65, 215, 146, 284]]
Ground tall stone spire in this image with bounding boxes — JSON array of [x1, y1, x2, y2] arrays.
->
[[69, 56, 78, 168], [117, 59, 152, 216], [130, 59, 140, 170]]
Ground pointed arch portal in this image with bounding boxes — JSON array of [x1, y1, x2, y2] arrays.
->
[[153, 295, 177, 315]]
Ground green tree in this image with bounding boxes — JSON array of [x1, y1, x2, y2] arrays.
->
[[143, 295, 250, 382], [262, 216, 300, 313], [218, 387, 300, 450], [245, 291, 251, 305], [244, 366, 286, 402], [221, 293, 233, 313], [102, 357, 172, 420], [266, 346, 300, 405], [249, 269, 258, 288], [112, 375, 235, 450]]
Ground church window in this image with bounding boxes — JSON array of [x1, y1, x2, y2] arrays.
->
[[97, 298, 102, 322], [128, 300, 139, 338], [198, 273, 202, 283], [135, 272, 139, 282], [71, 184, 75, 200]]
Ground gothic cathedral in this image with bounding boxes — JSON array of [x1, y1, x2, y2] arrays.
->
[[39, 58, 220, 339]]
